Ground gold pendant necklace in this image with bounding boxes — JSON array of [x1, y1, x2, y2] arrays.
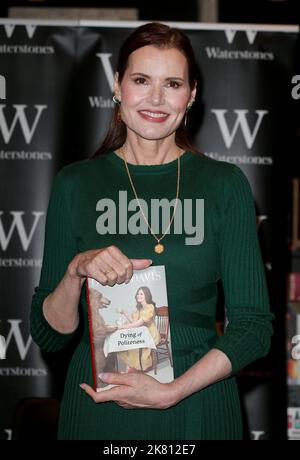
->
[[119, 146, 181, 253], [154, 243, 165, 254]]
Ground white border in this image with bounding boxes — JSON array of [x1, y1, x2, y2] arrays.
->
[[0, 18, 298, 33], [79, 20, 299, 33]]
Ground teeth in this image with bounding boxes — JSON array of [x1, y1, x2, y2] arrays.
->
[[141, 111, 168, 118]]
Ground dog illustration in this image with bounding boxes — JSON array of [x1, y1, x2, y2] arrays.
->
[[89, 288, 117, 388]]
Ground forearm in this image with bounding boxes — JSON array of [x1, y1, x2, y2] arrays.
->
[[171, 348, 232, 403], [123, 312, 133, 323], [42, 271, 84, 334]]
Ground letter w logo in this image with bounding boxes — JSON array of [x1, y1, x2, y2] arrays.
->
[[0, 211, 44, 251], [96, 53, 114, 92], [3, 24, 37, 39], [0, 104, 47, 144], [0, 321, 32, 361], [0, 75, 6, 100], [0, 335, 6, 359], [225, 30, 258, 44], [211, 109, 268, 149]]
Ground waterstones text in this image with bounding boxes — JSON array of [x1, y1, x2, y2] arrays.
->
[[95, 192, 204, 246]]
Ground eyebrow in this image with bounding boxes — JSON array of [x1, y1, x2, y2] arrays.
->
[[130, 72, 185, 81]]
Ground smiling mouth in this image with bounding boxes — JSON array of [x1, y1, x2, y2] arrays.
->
[[138, 110, 169, 122]]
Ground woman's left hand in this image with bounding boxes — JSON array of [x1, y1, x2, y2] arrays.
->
[[79, 372, 179, 409]]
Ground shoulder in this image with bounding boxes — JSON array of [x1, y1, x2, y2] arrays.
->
[[189, 152, 250, 194], [53, 154, 112, 190], [58, 155, 107, 180], [189, 151, 240, 180], [190, 153, 255, 219]]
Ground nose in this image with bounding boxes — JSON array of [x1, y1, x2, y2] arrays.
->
[[149, 83, 164, 106]]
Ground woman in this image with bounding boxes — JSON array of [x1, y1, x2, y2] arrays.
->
[[30, 22, 274, 440], [117, 287, 161, 372]]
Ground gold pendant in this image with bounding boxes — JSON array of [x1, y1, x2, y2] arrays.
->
[[155, 243, 164, 254]]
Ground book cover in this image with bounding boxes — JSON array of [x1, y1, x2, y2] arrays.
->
[[86, 265, 174, 392]]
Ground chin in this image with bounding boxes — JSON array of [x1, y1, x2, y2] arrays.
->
[[131, 127, 176, 141]]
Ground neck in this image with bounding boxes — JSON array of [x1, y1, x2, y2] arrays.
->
[[116, 135, 184, 165]]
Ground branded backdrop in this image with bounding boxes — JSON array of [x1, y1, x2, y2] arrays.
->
[[0, 20, 298, 440]]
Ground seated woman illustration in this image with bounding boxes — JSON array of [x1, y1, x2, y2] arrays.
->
[[117, 286, 161, 373]]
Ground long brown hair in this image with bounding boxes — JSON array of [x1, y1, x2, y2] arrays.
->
[[90, 22, 203, 159], [135, 286, 156, 310]]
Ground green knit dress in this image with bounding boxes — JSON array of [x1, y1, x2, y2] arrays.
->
[[30, 150, 274, 440]]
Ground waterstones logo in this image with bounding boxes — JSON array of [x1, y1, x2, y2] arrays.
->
[[0, 335, 6, 359], [206, 30, 274, 61], [0, 211, 44, 267], [224, 30, 258, 45], [89, 96, 114, 109], [96, 53, 114, 92], [0, 25, 54, 55], [89, 53, 115, 109], [3, 24, 37, 39], [0, 320, 31, 361], [0, 104, 47, 144], [0, 211, 44, 251], [0, 322, 47, 377], [211, 109, 268, 149], [205, 153, 273, 166], [95, 192, 204, 246]]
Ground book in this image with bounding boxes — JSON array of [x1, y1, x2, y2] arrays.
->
[[86, 265, 174, 392]]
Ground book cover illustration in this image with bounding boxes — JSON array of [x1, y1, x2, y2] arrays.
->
[[86, 265, 174, 392]]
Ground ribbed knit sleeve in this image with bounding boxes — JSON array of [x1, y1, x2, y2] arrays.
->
[[30, 169, 79, 352], [213, 165, 275, 375]]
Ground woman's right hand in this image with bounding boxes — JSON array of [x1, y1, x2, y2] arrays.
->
[[67, 245, 152, 287]]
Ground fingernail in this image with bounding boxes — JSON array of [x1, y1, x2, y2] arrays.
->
[[79, 384, 85, 390], [148, 259, 153, 265]]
